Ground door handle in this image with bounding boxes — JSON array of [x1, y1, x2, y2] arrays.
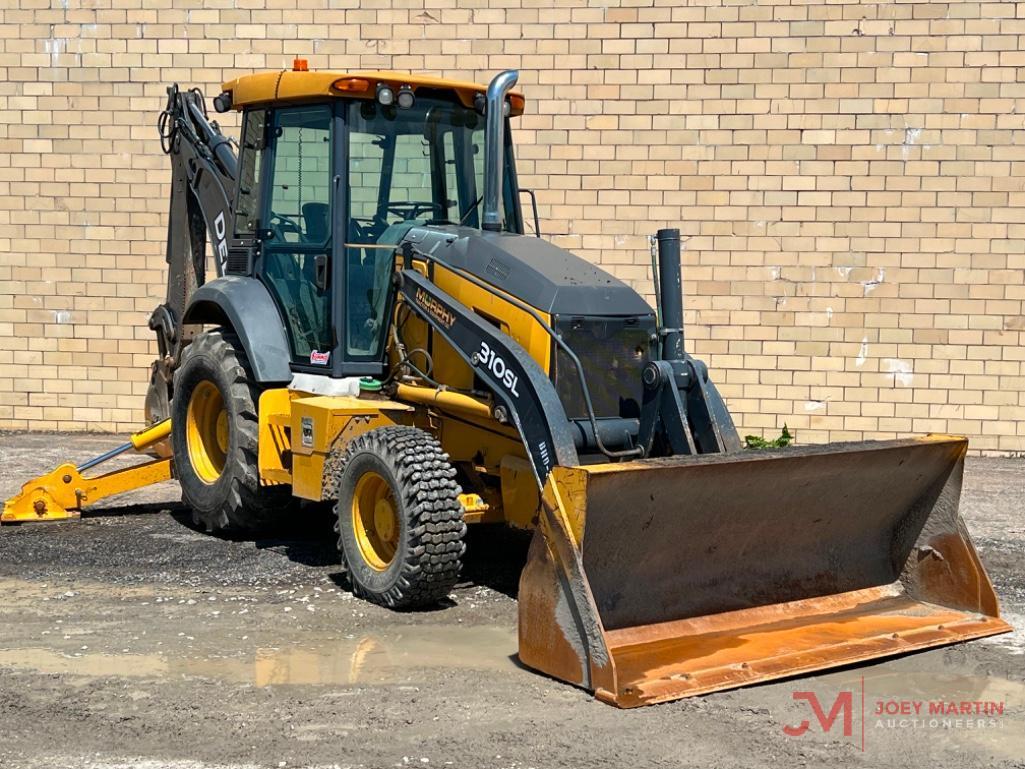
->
[[315, 253, 329, 291]]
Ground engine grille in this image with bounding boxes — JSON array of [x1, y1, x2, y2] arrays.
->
[[552, 315, 654, 420]]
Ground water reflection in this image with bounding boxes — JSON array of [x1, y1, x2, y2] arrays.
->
[[0, 624, 518, 687]]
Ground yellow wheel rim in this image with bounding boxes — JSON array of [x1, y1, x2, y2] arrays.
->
[[351, 471, 400, 571], [186, 380, 228, 484]]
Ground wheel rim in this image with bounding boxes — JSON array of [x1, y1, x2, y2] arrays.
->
[[351, 471, 400, 571], [186, 380, 228, 484]]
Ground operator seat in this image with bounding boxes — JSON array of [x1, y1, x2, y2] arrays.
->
[[301, 202, 330, 245]]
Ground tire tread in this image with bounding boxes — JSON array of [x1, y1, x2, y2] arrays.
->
[[174, 328, 291, 533], [326, 426, 465, 608]]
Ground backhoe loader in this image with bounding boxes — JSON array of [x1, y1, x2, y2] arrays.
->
[[4, 63, 1010, 707]]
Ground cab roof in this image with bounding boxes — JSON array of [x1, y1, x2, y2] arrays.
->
[[220, 69, 525, 116]]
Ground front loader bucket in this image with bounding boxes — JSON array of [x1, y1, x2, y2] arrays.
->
[[518, 435, 1011, 707]]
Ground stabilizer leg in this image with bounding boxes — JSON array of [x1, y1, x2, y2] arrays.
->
[[2, 421, 173, 525]]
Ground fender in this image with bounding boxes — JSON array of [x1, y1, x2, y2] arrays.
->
[[183, 276, 292, 384]]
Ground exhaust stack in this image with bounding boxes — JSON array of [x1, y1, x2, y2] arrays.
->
[[482, 70, 519, 232], [656, 228, 685, 360]]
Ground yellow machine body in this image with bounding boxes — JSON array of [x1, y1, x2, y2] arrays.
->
[[4, 255, 1012, 707], [3, 69, 1012, 709]]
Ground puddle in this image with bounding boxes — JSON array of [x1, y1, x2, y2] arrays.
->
[[0, 624, 518, 687], [856, 668, 1025, 706], [981, 610, 1025, 655], [0, 578, 156, 603], [0, 649, 169, 679]]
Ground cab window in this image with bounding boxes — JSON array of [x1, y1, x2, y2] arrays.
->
[[343, 96, 519, 358]]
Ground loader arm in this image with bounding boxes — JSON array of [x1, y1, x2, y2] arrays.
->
[[394, 248, 626, 690], [146, 85, 240, 425], [396, 261, 579, 486]]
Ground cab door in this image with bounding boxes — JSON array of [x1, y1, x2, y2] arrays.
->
[[258, 103, 337, 370]]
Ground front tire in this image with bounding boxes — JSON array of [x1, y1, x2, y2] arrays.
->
[[172, 328, 291, 533], [332, 426, 466, 608]]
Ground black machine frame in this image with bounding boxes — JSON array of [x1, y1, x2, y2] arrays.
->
[[148, 81, 741, 479]]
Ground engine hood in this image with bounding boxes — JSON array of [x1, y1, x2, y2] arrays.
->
[[398, 225, 654, 317]]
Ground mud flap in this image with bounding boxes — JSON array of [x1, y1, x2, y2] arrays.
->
[[517, 436, 1012, 707]]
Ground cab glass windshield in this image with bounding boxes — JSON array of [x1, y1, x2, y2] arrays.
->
[[343, 94, 520, 358]]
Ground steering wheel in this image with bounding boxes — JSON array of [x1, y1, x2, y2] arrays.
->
[[269, 213, 303, 242], [386, 201, 444, 222]]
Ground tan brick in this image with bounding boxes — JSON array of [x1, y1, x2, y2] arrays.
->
[[0, 1, 1019, 453]]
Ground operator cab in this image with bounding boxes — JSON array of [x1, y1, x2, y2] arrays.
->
[[219, 69, 526, 378]]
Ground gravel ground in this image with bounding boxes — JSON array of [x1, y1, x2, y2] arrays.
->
[[0, 432, 1022, 769]]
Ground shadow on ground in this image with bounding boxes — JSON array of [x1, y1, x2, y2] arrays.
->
[[165, 502, 532, 600]]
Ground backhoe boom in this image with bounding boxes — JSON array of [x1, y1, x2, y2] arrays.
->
[[146, 85, 241, 426]]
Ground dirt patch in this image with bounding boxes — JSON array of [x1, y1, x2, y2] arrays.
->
[[0, 433, 1023, 768]]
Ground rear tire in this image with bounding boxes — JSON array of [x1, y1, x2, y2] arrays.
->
[[172, 328, 292, 533], [331, 426, 465, 608]]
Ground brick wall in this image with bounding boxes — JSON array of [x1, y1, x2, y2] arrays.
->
[[1, 0, 1023, 454]]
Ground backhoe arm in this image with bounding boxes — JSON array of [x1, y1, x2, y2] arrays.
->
[[146, 85, 240, 424]]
